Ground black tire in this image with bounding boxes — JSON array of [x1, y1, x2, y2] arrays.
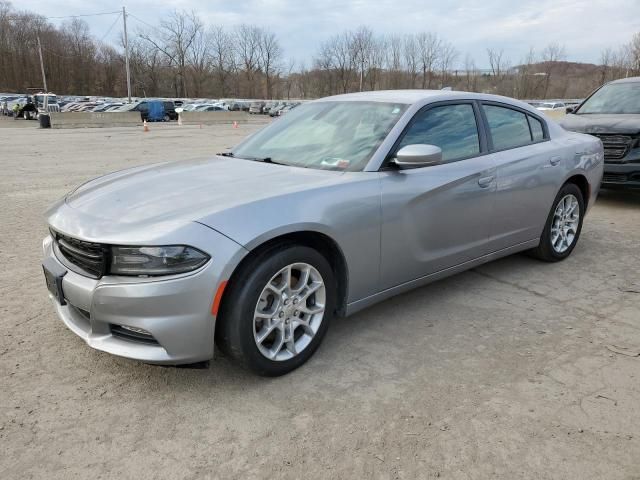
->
[[216, 244, 336, 376], [529, 182, 585, 262], [163, 114, 171, 122], [23, 110, 30, 120]]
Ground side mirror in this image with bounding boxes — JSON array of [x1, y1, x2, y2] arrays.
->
[[392, 144, 443, 169], [566, 106, 575, 114]]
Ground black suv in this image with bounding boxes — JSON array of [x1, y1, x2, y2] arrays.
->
[[560, 77, 640, 189], [163, 101, 178, 120]]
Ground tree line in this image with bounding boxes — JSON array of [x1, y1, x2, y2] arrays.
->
[[1, 1, 639, 100]]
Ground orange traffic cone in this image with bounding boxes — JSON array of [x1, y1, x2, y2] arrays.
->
[[232, 121, 238, 129], [143, 120, 149, 133]]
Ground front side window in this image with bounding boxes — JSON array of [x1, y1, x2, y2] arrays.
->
[[484, 105, 532, 150], [232, 101, 407, 171], [397, 104, 480, 162]]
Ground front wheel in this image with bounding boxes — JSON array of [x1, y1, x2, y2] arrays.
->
[[530, 183, 584, 262], [216, 245, 335, 376], [23, 111, 30, 120]]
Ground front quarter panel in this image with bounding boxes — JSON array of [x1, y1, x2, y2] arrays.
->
[[197, 173, 383, 303]]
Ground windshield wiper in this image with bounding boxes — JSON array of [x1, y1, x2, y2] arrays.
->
[[217, 152, 287, 165]]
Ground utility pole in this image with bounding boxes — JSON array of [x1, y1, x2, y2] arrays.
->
[[122, 6, 132, 103], [36, 34, 48, 92], [36, 33, 49, 113]]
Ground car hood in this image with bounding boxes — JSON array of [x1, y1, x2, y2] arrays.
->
[[61, 156, 347, 228], [559, 114, 640, 135]]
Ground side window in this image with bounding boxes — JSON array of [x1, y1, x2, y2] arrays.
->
[[398, 104, 480, 162], [528, 115, 545, 142], [484, 105, 532, 150]]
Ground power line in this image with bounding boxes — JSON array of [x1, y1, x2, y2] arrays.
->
[[98, 12, 122, 43], [127, 12, 158, 31], [46, 11, 121, 20]]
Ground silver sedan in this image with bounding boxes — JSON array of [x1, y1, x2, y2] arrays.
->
[[43, 90, 603, 376]]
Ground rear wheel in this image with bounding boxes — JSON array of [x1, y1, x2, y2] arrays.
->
[[163, 114, 171, 122], [216, 245, 335, 376], [23, 110, 30, 120], [530, 183, 584, 261]]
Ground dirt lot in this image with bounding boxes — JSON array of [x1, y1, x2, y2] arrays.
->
[[1, 118, 639, 480]]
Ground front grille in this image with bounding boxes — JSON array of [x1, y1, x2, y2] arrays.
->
[[591, 134, 634, 161], [52, 231, 107, 278], [602, 173, 628, 183]]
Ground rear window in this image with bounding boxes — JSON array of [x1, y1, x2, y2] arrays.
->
[[529, 116, 545, 141], [484, 105, 532, 150]]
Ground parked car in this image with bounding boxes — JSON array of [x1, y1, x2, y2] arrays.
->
[[42, 90, 602, 376], [249, 101, 265, 114], [269, 104, 287, 117], [163, 101, 178, 120], [1, 95, 21, 115], [116, 100, 169, 122], [199, 105, 226, 112], [536, 102, 566, 111], [263, 102, 278, 114], [560, 76, 640, 189], [278, 103, 299, 116], [92, 103, 123, 113]]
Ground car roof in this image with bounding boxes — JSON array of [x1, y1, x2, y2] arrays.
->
[[609, 76, 640, 84], [314, 89, 534, 108]]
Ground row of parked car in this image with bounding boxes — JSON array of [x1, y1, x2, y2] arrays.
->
[[0, 93, 60, 119], [1, 92, 305, 122], [249, 101, 301, 117]]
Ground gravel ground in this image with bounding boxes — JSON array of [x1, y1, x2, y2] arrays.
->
[[1, 118, 639, 480]]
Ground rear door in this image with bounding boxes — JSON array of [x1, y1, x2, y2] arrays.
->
[[379, 101, 497, 289], [480, 102, 562, 250]]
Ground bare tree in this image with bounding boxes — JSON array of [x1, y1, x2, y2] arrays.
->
[[463, 53, 477, 91], [351, 26, 373, 91], [403, 34, 419, 88], [139, 10, 202, 97], [487, 48, 508, 79], [258, 30, 282, 99], [541, 42, 566, 97], [234, 24, 262, 97], [386, 34, 403, 88], [416, 32, 441, 88], [209, 26, 232, 97], [438, 40, 458, 87], [187, 25, 212, 97]]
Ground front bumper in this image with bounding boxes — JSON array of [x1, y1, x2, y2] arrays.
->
[[42, 225, 246, 365], [602, 161, 640, 189]]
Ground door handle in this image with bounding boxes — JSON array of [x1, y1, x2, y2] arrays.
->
[[478, 175, 495, 188], [550, 155, 562, 166]]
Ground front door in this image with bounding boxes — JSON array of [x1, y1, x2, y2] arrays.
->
[[379, 102, 497, 290]]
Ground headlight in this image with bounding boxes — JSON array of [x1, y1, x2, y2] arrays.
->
[[110, 245, 210, 276]]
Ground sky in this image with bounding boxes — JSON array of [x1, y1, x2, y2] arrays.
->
[[16, 0, 640, 68]]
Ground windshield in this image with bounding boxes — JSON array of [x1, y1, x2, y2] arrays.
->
[[35, 95, 57, 105], [578, 82, 640, 114], [231, 101, 407, 171]]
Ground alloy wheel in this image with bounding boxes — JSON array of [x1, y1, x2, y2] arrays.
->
[[253, 263, 326, 361], [551, 194, 580, 253]]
